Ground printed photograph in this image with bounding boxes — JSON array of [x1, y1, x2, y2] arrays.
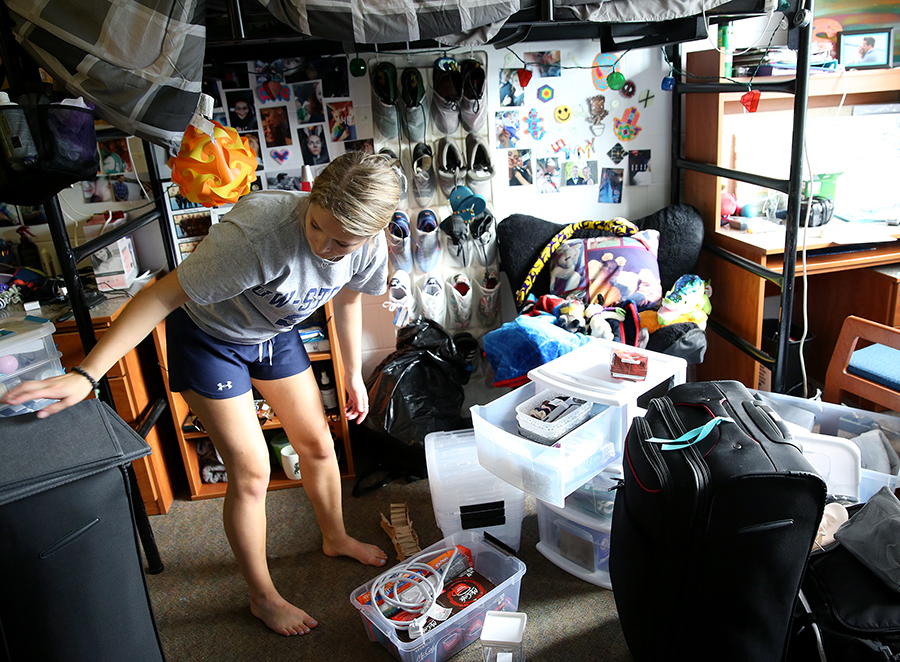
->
[[260, 106, 293, 148], [326, 101, 356, 142], [82, 177, 113, 204], [838, 28, 894, 69], [239, 131, 264, 170], [495, 110, 522, 148], [536, 157, 561, 194], [98, 138, 133, 175], [266, 169, 306, 191], [499, 69, 525, 107], [508, 149, 533, 187], [165, 182, 204, 212], [524, 51, 562, 77], [628, 150, 652, 186], [598, 168, 624, 204], [220, 63, 250, 90], [299, 124, 330, 165], [226, 91, 257, 131], [344, 138, 375, 155], [293, 81, 325, 125], [283, 56, 350, 98], [564, 161, 597, 186]]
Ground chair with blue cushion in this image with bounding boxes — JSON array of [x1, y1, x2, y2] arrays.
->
[[824, 315, 900, 412]]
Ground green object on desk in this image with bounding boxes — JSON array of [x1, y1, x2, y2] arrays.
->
[[803, 173, 842, 201]]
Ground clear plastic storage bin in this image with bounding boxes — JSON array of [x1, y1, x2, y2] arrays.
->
[[536, 495, 614, 589], [752, 390, 900, 502], [350, 531, 527, 662], [0, 316, 64, 417], [426, 430, 527, 551]]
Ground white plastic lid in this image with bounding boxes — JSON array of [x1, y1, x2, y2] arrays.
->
[[480, 611, 527, 646], [0, 92, 11, 105]]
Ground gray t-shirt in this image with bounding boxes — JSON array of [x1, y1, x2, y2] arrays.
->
[[177, 190, 388, 344]]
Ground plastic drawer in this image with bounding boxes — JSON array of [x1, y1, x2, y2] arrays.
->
[[536, 498, 612, 589]]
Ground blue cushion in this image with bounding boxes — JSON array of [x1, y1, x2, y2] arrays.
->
[[848, 344, 900, 391]]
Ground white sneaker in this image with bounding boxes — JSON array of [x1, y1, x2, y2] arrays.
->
[[383, 270, 418, 327], [446, 273, 472, 329], [478, 268, 501, 327], [465, 133, 494, 197], [417, 275, 446, 326], [470, 212, 497, 267]]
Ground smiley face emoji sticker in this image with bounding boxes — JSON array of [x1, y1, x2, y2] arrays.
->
[[555, 105, 572, 123]]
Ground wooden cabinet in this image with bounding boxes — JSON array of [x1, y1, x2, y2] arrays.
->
[[153, 299, 355, 500], [683, 50, 900, 388], [54, 307, 176, 516]]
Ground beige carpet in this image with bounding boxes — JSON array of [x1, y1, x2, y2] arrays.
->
[[144, 474, 633, 662]]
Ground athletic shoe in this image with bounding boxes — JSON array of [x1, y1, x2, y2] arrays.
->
[[400, 67, 428, 143], [436, 137, 465, 198], [383, 269, 418, 327], [470, 211, 497, 267], [387, 211, 413, 272], [460, 59, 487, 133], [478, 268, 501, 326], [446, 272, 472, 329], [439, 213, 472, 268], [431, 57, 462, 135], [379, 148, 408, 209], [464, 133, 494, 197], [414, 209, 441, 273], [371, 62, 399, 139], [452, 331, 480, 384], [411, 142, 436, 207], [417, 275, 446, 326]]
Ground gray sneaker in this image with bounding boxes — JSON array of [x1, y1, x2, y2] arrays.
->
[[412, 142, 436, 207], [400, 67, 428, 143], [431, 57, 462, 135], [371, 62, 399, 139], [478, 268, 501, 326], [470, 212, 497, 267], [460, 59, 487, 133], [439, 212, 472, 269], [464, 133, 494, 197], [380, 148, 408, 209], [436, 137, 465, 198]]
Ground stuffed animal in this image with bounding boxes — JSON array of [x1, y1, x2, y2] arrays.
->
[[657, 274, 712, 330]]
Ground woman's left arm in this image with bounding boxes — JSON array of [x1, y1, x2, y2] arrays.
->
[[331, 287, 369, 423]]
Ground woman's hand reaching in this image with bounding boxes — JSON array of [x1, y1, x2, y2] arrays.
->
[[342, 371, 370, 424], [1, 371, 96, 418]]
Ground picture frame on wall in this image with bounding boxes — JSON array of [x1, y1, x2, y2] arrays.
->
[[838, 27, 894, 70]]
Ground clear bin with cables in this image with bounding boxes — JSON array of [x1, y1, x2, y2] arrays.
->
[[350, 530, 526, 662]]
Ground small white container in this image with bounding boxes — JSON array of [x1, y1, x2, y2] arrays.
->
[[480, 610, 527, 662], [514, 389, 591, 445], [280, 445, 302, 480]]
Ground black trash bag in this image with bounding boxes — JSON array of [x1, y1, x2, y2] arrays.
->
[[353, 317, 471, 496]]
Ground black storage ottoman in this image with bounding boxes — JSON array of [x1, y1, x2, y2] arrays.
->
[[0, 400, 166, 662]]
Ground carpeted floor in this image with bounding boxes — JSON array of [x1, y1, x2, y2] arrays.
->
[[144, 470, 633, 662]]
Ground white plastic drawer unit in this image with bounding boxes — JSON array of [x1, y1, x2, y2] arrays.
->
[[471, 339, 687, 507], [0, 316, 64, 417]]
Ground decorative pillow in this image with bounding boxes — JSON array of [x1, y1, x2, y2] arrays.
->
[[549, 229, 662, 311]]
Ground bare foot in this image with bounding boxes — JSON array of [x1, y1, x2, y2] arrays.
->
[[250, 594, 318, 636], [323, 535, 388, 567]]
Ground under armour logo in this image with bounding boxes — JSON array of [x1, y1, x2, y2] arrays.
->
[[217, 381, 233, 391]]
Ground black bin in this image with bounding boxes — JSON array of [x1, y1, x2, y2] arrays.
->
[[0, 400, 166, 662], [762, 319, 815, 396]]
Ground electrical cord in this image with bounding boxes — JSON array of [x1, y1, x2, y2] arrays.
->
[[368, 546, 460, 638]]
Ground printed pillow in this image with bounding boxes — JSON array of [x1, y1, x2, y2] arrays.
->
[[549, 229, 662, 311]]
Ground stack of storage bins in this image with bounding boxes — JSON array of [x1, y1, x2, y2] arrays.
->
[[426, 430, 526, 551], [471, 339, 689, 587], [0, 316, 65, 417]]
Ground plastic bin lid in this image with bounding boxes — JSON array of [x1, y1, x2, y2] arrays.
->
[[480, 610, 527, 646], [0, 399, 152, 506], [527, 337, 687, 407]]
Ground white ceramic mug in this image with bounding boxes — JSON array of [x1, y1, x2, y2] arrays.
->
[[280, 445, 302, 480]]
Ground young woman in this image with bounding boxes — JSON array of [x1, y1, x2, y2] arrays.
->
[[1, 151, 400, 637]]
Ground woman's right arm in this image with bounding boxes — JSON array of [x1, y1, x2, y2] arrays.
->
[[1, 269, 190, 417]]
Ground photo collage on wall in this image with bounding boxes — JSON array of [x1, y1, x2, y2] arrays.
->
[[212, 56, 361, 192], [82, 136, 147, 204], [495, 47, 657, 204]]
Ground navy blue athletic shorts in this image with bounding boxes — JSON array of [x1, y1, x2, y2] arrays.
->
[[166, 306, 311, 399]]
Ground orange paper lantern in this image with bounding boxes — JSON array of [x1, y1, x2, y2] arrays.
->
[[167, 120, 258, 207]]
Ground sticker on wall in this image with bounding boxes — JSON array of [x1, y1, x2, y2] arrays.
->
[[537, 84, 555, 102], [638, 89, 656, 109], [525, 109, 546, 140], [587, 95, 608, 125], [610, 98, 620, 110], [620, 81, 637, 98], [591, 53, 621, 91], [270, 148, 291, 164], [599, 167, 624, 203], [550, 139, 571, 160], [554, 105, 572, 123], [614, 107, 642, 141], [628, 150, 652, 186], [607, 143, 627, 164], [576, 138, 596, 160]]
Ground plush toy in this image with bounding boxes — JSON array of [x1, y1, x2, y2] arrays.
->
[[721, 190, 738, 221], [657, 274, 712, 330]]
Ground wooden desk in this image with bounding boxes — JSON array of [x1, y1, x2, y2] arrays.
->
[[45, 280, 179, 515], [696, 226, 900, 388]]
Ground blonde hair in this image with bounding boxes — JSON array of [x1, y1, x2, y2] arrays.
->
[[308, 151, 400, 237]]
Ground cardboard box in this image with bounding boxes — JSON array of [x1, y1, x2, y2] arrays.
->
[[83, 215, 139, 290]]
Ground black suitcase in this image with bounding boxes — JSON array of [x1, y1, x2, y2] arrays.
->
[[788, 504, 900, 662], [610, 380, 827, 662]]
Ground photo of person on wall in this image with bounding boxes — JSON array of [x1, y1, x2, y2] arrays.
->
[[299, 125, 330, 165], [327, 101, 356, 142], [260, 106, 293, 148], [227, 91, 258, 131]]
